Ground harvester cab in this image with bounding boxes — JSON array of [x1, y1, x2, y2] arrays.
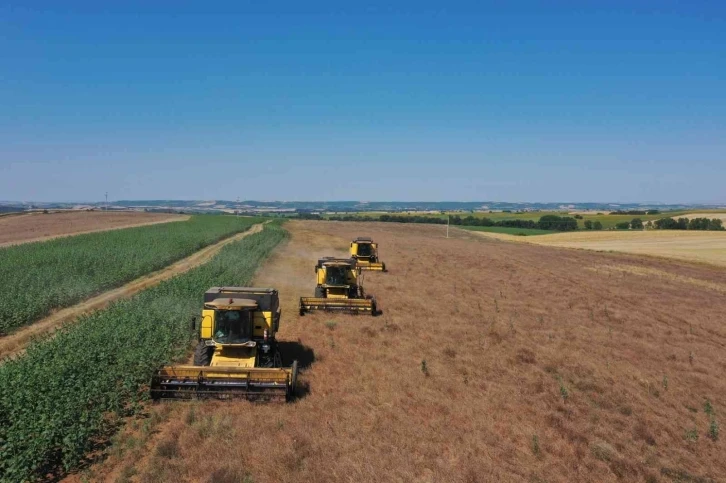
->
[[350, 237, 386, 271], [151, 287, 298, 401], [299, 258, 377, 315]]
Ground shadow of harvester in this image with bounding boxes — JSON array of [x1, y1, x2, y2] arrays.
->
[[279, 340, 315, 399]]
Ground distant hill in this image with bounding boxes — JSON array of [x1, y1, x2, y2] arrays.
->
[[1, 200, 723, 215]]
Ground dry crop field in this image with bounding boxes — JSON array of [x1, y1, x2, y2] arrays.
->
[[75, 220, 726, 483], [0, 211, 187, 246], [470, 229, 726, 268]]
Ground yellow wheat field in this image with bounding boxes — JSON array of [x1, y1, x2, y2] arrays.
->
[[471, 229, 726, 267]]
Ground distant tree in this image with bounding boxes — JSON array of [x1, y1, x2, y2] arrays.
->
[[650, 216, 725, 231], [611, 210, 647, 216], [480, 217, 495, 226], [631, 218, 644, 230], [646, 210, 660, 215], [593, 221, 603, 230], [645, 220, 653, 229], [655, 217, 675, 229], [688, 218, 709, 230], [538, 215, 578, 231], [615, 222, 630, 230], [583, 220, 593, 230], [574, 214, 583, 219]]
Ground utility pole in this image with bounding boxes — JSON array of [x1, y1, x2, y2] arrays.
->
[[105, 192, 108, 211], [446, 214, 450, 238], [236, 197, 240, 217]]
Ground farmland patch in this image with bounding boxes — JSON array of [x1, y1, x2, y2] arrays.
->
[[0, 211, 187, 247], [0, 216, 263, 335], [75, 221, 726, 483]]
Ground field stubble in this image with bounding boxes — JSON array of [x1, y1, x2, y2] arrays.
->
[[75, 221, 725, 482], [471, 228, 726, 268]]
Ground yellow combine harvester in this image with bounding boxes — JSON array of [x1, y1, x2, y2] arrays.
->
[[151, 287, 298, 401], [299, 257, 377, 315], [350, 236, 386, 271]]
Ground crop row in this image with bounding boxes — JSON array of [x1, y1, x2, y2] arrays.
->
[[0, 215, 264, 334], [0, 222, 287, 482]]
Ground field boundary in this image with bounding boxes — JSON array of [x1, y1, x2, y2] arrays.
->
[[0, 222, 265, 360], [0, 213, 190, 248], [466, 227, 726, 268]]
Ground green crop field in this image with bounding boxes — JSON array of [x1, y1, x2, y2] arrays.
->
[[0, 223, 287, 482], [459, 225, 552, 236], [0, 215, 264, 335]]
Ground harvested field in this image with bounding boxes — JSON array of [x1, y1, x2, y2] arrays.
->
[[0, 211, 187, 247], [471, 229, 726, 267], [72, 221, 726, 483]]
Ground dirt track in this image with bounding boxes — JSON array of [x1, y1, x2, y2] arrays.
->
[[0, 224, 263, 360], [68, 221, 726, 483], [0, 211, 188, 247]]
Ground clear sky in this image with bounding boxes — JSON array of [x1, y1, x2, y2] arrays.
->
[[1, 1, 724, 203]]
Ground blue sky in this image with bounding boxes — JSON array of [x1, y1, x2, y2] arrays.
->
[[1, 1, 724, 203]]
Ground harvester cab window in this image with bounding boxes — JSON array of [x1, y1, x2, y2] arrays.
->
[[214, 309, 253, 343], [325, 266, 348, 286], [357, 243, 373, 257]]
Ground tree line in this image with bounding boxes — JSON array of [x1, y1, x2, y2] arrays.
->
[[320, 213, 580, 231], [654, 217, 724, 231], [613, 217, 723, 230], [298, 212, 725, 232], [609, 210, 660, 215]]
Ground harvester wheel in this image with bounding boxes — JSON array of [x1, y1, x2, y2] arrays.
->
[[193, 341, 214, 366], [287, 360, 299, 402], [314, 286, 325, 298]]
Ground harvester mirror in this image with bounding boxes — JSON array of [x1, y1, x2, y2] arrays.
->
[[191, 316, 197, 331]]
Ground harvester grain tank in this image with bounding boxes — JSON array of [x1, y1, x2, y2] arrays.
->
[[350, 237, 386, 271], [151, 287, 298, 401], [299, 257, 377, 315]]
